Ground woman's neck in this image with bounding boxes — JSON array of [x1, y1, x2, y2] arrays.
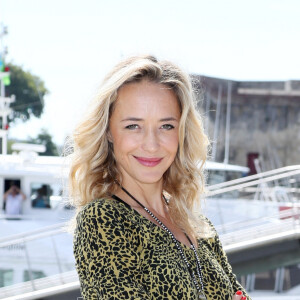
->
[[115, 179, 167, 218]]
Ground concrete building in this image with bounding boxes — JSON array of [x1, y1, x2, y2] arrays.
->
[[193, 75, 300, 172]]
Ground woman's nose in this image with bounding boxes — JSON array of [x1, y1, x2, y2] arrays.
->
[[142, 129, 160, 152]]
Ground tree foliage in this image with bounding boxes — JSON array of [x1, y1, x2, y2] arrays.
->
[[5, 63, 48, 123], [28, 129, 59, 156], [7, 129, 59, 156]]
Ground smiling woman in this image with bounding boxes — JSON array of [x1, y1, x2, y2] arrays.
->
[[69, 55, 251, 300], [108, 80, 180, 186]]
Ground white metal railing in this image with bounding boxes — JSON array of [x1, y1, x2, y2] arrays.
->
[[207, 165, 300, 190], [0, 270, 79, 299], [206, 165, 300, 197], [0, 223, 75, 298], [205, 165, 300, 253], [0, 222, 66, 245], [215, 206, 300, 234], [222, 217, 300, 253]]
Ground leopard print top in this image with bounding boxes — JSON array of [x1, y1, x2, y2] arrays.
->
[[73, 197, 251, 299]]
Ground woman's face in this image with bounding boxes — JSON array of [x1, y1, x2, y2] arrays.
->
[[109, 80, 181, 186]]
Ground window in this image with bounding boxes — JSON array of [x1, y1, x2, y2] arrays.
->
[[207, 170, 243, 198], [23, 270, 46, 282], [207, 170, 244, 185], [0, 269, 13, 287], [30, 183, 62, 209]]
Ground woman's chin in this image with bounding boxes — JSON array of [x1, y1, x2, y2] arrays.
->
[[134, 172, 164, 185]]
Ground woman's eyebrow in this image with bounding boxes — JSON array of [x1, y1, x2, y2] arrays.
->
[[121, 117, 178, 122], [159, 117, 178, 122], [121, 117, 143, 122]]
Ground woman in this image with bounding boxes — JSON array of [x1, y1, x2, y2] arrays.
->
[[70, 55, 251, 299]]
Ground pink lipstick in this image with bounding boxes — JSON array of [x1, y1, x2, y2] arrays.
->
[[134, 156, 163, 167]]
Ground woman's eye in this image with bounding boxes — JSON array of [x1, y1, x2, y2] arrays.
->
[[125, 124, 139, 130], [161, 124, 175, 130]]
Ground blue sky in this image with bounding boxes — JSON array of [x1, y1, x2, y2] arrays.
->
[[1, 0, 299, 145]]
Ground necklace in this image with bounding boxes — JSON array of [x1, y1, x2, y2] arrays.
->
[[120, 186, 206, 300]]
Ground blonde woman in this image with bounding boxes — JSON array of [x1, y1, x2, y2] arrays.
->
[[70, 55, 251, 300]]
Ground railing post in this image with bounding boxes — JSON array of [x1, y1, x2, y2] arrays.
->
[[246, 273, 255, 291], [274, 267, 285, 293], [51, 235, 65, 284], [24, 239, 36, 291]]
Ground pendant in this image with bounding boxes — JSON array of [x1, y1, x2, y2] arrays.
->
[[199, 292, 206, 299]]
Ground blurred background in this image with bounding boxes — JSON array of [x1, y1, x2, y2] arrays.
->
[[0, 0, 300, 299], [1, 0, 300, 152]]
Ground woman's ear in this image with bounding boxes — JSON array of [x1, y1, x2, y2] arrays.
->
[[107, 130, 113, 143]]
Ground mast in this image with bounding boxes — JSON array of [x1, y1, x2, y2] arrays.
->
[[211, 84, 222, 161], [224, 81, 232, 164], [0, 23, 15, 155]]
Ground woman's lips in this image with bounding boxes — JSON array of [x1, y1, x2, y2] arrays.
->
[[134, 156, 163, 167]]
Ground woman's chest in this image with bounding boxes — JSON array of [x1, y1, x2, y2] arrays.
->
[[137, 224, 234, 299], [133, 206, 197, 248]]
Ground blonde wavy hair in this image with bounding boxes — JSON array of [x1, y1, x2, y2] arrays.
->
[[68, 55, 211, 238]]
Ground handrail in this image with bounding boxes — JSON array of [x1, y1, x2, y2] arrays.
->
[[0, 270, 79, 300], [0, 228, 66, 248], [0, 214, 41, 220], [0, 222, 66, 244], [223, 222, 300, 254], [218, 206, 300, 248], [215, 206, 300, 233], [205, 169, 300, 197], [221, 218, 299, 244], [207, 165, 300, 191], [0, 225, 75, 298]]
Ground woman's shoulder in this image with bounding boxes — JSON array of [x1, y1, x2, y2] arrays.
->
[[197, 214, 218, 239], [77, 197, 129, 221]]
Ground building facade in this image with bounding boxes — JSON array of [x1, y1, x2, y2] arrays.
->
[[193, 75, 300, 172]]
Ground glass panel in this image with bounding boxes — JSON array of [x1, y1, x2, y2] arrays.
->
[[284, 264, 300, 290], [30, 183, 62, 209], [23, 270, 46, 282], [205, 171, 300, 226], [207, 170, 226, 185], [23, 234, 75, 278], [207, 170, 244, 198], [254, 270, 276, 290], [0, 231, 75, 287], [0, 269, 13, 287]]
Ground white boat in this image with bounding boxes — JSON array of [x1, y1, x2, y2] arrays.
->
[[0, 148, 76, 298], [0, 149, 73, 237]]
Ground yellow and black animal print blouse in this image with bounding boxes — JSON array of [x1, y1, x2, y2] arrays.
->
[[73, 197, 251, 300]]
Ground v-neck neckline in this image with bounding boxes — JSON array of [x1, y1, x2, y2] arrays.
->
[[111, 195, 199, 251]]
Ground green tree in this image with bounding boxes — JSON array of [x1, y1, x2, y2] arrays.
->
[[5, 63, 48, 123], [29, 129, 59, 156], [7, 129, 59, 156]]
